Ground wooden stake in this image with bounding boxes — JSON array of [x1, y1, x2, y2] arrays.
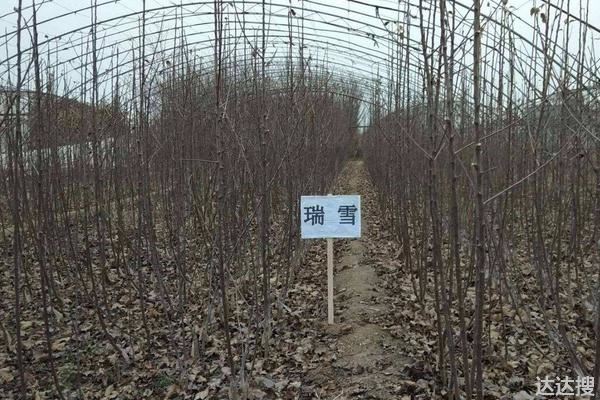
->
[[327, 193, 334, 324], [327, 236, 334, 324]]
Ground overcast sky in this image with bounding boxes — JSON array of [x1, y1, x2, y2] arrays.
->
[[0, 0, 598, 108]]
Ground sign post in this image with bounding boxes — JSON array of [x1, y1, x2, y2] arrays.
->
[[327, 197, 334, 324], [300, 194, 361, 324]]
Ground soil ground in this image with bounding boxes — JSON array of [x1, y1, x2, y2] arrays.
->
[[304, 161, 436, 399]]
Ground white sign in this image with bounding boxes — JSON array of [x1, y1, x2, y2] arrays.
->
[[300, 195, 361, 239]]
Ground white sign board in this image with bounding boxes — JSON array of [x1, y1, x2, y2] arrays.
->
[[300, 195, 361, 239]]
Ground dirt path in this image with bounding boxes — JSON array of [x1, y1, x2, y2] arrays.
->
[[306, 161, 427, 399]]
